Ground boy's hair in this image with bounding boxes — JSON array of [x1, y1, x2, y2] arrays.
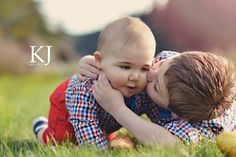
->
[[165, 51, 236, 122], [97, 16, 155, 54]]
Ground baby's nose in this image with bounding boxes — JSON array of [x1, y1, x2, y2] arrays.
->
[[129, 71, 140, 81]]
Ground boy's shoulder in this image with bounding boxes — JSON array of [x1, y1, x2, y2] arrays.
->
[[65, 75, 98, 110], [216, 99, 236, 130], [66, 75, 96, 94], [159, 101, 236, 143]]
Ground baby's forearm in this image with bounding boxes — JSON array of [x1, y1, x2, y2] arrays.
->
[[111, 106, 178, 146]]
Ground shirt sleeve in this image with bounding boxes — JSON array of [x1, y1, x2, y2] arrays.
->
[[66, 78, 109, 149], [159, 105, 236, 145], [162, 120, 203, 144], [134, 92, 161, 122]]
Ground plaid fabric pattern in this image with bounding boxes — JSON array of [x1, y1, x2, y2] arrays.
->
[[65, 75, 161, 149], [156, 102, 236, 144], [66, 76, 108, 149], [153, 51, 178, 64]]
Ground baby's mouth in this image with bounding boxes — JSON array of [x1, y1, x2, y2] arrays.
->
[[126, 86, 137, 93], [127, 86, 135, 89]]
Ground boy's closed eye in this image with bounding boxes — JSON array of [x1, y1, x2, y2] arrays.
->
[[141, 67, 150, 72], [153, 81, 160, 93], [119, 65, 130, 69]]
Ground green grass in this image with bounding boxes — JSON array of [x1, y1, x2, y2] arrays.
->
[[0, 73, 225, 157]]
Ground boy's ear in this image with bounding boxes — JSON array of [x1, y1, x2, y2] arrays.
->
[[94, 51, 102, 63]]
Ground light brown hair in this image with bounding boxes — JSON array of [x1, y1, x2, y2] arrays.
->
[[165, 51, 236, 122], [97, 16, 156, 55]]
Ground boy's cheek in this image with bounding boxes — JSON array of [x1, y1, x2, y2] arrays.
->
[[147, 69, 158, 82]]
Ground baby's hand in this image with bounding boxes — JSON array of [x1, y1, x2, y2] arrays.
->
[[93, 71, 124, 114], [77, 55, 100, 81]]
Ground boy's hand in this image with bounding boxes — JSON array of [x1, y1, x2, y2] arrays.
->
[[77, 55, 100, 81], [93, 71, 125, 114]]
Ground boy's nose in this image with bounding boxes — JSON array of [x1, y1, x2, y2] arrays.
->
[[129, 71, 140, 81]]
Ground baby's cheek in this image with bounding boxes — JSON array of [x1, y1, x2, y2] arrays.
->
[[138, 75, 148, 89], [142, 73, 148, 84], [108, 74, 125, 88]]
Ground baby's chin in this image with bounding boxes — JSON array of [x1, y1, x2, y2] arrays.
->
[[120, 91, 133, 98], [120, 89, 142, 98]]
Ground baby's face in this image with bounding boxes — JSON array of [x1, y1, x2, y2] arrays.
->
[[146, 55, 179, 109], [100, 41, 155, 97]]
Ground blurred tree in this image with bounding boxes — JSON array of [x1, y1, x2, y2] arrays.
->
[[0, 0, 59, 41], [0, 0, 78, 74]]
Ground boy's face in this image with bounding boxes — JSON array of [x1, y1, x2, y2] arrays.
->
[[146, 55, 179, 109], [97, 41, 155, 97]]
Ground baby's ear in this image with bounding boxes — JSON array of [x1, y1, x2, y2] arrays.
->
[[94, 51, 102, 63]]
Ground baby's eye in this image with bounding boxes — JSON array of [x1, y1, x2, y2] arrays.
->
[[120, 65, 130, 69], [141, 67, 149, 72]]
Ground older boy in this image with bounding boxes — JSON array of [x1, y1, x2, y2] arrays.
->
[[79, 51, 236, 145], [33, 16, 163, 149]]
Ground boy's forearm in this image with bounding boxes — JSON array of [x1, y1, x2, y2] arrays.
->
[[111, 106, 178, 146]]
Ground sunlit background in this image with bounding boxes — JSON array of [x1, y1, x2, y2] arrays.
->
[[0, 0, 236, 73]]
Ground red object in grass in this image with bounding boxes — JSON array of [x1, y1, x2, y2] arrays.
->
[[110, 135, 134, 149]]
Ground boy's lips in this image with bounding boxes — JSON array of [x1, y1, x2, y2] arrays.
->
[[126, 86, 137, 93]]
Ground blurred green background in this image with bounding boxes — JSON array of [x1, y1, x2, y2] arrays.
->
[[0, 0, 236, 156]]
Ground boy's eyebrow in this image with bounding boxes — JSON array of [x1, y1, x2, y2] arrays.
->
[[117, 62, 131, 64], [156, 76, 162, 95], [117, 62, 151, 67], [143, 64, 151, 68]]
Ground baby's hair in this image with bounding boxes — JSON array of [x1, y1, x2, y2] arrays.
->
[[97, 16, 155, 55]]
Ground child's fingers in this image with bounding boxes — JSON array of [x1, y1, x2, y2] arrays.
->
[[79, 69, 98, 79], [99, 71, 110, 86], [77, 74, 86, 81], [93, 79, 97, 95], [93, 79, 101, 100], [84, 64, 100, 75], [92, 85, 98, 99], [96, 73, 105, 89], [84, 56, 97, 66], [94, 71, 111, 98], [95, 72, 108, 93]]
